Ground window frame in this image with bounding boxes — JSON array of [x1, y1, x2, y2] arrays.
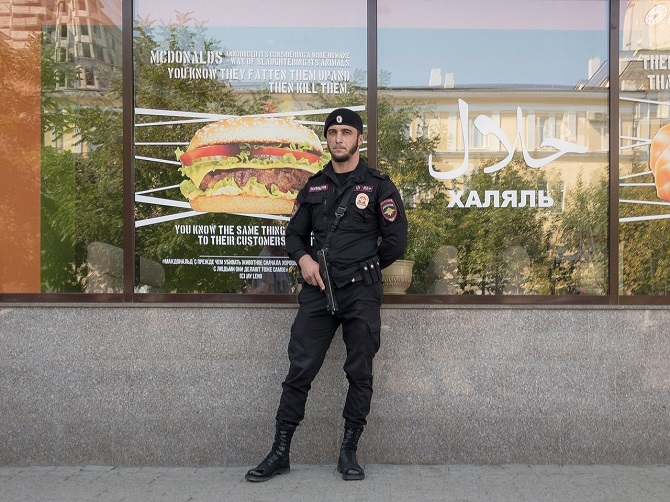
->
[[6, 0, 670, 305]]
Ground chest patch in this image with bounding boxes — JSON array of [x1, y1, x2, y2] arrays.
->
[[380, 198, 398, 222], [354, 184, 374, 193], [308, 184, 329, 193], [355, 193, 369, 209]]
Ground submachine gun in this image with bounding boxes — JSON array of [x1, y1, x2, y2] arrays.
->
[[317, 247, 338, 314]]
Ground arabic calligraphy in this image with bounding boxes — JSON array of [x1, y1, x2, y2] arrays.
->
[[429, 99, 588, 181]]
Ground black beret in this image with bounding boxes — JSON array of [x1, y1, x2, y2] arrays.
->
[[323, 108, 363, 136]]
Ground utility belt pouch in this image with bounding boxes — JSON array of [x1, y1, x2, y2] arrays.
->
[[359, 257, 382, 285], [372, 257, 382, 282]]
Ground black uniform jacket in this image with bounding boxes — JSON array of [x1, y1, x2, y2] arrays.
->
[[286, 159, 408, 285]]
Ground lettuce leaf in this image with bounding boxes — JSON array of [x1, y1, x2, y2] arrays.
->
[[179, 177, 297, 200]]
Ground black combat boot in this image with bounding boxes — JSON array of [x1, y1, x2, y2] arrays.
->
[[245, 421, 296, 482], [337, 422, 365, 480]]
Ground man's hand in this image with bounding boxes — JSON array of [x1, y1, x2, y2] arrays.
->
[[299, 255, 326, 290]]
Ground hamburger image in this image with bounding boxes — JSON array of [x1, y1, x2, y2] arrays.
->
[[176, 116, 328, 214]]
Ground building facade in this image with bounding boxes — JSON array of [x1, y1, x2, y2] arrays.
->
[[2, 0, 670, 467]]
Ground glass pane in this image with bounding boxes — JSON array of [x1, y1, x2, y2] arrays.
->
[[133, 0, 367, 294], [378, 0, 610, 295], [0, 0, 123, 293], [619, 0, 670, 295]]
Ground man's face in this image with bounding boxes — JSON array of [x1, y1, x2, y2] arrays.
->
[[326, 125, 363, 163]]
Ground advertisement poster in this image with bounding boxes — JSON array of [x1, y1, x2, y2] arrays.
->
[[375, 0, 610, 295], [133, 1, 366, 294], [619, 0, 670, 295]]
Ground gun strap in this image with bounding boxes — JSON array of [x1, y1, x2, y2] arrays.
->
[[324, 185, 356, 251]]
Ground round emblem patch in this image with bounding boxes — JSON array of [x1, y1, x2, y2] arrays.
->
[[355, 193, 369, 209], [336, 115, 343, 124]]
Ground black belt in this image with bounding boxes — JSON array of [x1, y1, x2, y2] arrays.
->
[[333, 259, 381, 287]]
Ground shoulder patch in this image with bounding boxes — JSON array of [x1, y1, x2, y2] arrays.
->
[[380, 198, 398, 222], [290, 202, 300, 219]]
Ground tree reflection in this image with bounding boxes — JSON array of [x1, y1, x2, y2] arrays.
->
[[34, 18, 621, 297]]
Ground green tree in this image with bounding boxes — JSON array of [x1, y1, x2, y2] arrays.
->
[[439, 158, 550, 295], [619, 160, 670, 295], [40, 24, 123, 291], [554, 172, 609, 295]]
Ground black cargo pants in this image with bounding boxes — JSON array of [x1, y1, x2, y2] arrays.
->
[[275, 280, 383, 427]]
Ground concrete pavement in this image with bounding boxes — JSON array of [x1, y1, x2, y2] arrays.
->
[[1, 464, 669, 502]]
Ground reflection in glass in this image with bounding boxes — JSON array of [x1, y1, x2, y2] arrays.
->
[[0, 0, 123, 293], [45, 1, 123, 293], [619, 0, 670, 295], [379, 0, 609, 295]]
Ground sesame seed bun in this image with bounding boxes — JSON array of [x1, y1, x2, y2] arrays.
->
[[187, 116, 323, 154]]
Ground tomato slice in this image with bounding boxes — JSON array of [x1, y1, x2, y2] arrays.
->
[[178, 144, 241, 166], [250, 146, 322, 164]]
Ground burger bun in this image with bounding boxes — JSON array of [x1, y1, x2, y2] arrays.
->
[[187, 116, 323, 154], [189, 193, 296, 215]]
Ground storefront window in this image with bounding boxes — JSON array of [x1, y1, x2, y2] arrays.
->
[[132, 0, 366, 294], [6, 1, 670, 303], [619, 0, 670, 296], [378, 0, 610, 295], [0, 0, 123, 293]]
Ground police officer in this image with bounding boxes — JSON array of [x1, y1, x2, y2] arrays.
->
[[245, 108, 407, 482]]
